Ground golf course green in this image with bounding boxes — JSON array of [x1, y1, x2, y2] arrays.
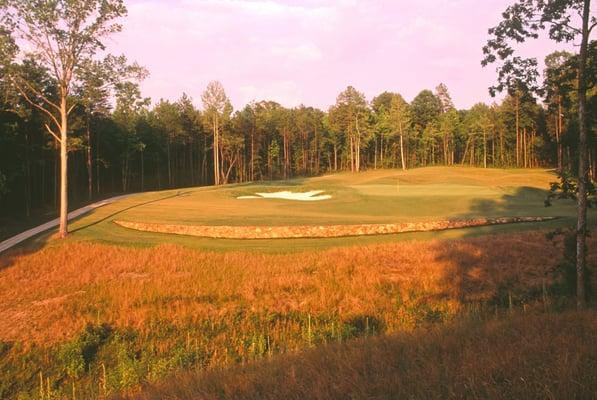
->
[[31, 166, 581, 252]]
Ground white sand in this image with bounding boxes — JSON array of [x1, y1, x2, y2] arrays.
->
[[237, 190, 331, 201]]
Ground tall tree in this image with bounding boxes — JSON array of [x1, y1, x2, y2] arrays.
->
[[329, 86, 368, 172], [76, 56, 147, 199], [202, 81, 231, 185], [435, 83, 455, 113], [482, 0, 595, 308], [435, 83, 456, 164], [411, 90, 442, 165], [465, 103, 493, 168], [438, 109, 460, 165], [0, 0, 136, 238], [544, 51, 574, 172], [372, 92, 397, 168], [176, 93, 202, 186], [112, 82, 150, 192], [153, 100, 181, 188], [388, 94, 411, 170]]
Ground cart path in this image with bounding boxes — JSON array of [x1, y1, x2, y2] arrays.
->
[[0, 194, 133, 254]]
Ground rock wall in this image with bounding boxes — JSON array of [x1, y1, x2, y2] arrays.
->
[[114, 216, 557, 240]]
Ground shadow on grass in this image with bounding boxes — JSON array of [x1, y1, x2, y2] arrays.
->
[[0, 191, 191, 270], [69, 191, 191, 234], [432, 185, 592, 307], [0, 234, 52, 271]]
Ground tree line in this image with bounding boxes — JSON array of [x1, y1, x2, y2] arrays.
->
[[1, 51, 595, 224]]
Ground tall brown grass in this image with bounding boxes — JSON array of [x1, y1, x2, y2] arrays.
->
[[0, 230, 595, 398], [1, 231, 593, 345], [118, 310, 597, 400]]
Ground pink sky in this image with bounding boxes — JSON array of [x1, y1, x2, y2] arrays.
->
[[108, 0, 574, 111]]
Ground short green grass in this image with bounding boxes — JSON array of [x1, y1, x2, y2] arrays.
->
[[30, 166, 588, 252]]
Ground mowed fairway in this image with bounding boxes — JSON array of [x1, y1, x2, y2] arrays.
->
[[27, 166, 584, 252]]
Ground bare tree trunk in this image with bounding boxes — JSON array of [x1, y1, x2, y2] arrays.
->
[[24, 133, 31, 219], [59, 96, 68, 238], [141, 150, 144, 191], [531, 129, 536, 167], [213, 117, 218, 185], [349, 135, 354, 172], [483, 129, 487, 168], [357, 136, 361, 171], [499, 126, 504, 166], [523, 127, 528, 168], [515, 95, 520, 167], [283, 130, 288, 179], [86, 114, 93, 200], [355, 116, 361, 172], [189, 143, 194, 185], [374, 136, 378, 169], [399, 132, 406, 170], [302, 132, 307, 175], [250, 129, 255, 181], [575, 0, 590, 309], [331, 142, 336, 171], [590, 148, 596, 182], [157, 154, 162, 190], [202, 136, 207, 184], [315, 127, 320, 175], [380, 133, 384, 167], [96, 131, 101, 195], [557, 97, 563, 172], [167, 139, 172, 187], [491, 130, 495, 167]]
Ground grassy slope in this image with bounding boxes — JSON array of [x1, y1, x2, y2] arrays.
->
[[121, 310, 597, 400], [19, 167, 586, 252], [1, 232, 595, 398]]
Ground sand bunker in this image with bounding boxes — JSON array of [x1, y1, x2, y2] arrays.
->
[[238, 190, 331, 201]]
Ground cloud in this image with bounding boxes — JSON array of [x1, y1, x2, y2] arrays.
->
[[270, 42, 323, 61], [237, 81, 303, 107]]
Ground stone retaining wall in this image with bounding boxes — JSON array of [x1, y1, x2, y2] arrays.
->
[[114, 216, 557, 240]]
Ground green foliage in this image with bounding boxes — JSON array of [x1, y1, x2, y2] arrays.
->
[[545, 171, 597, 207], [115, 341, 141, 389], [0, 171, 7, 197], [268, 139, 280, 161], [58, 324, 112, 379], [481, 0, 588, 96], [410, 90, 441, 130], [328, 86, 369, 138], [546, 228, 594, 299], [0, 305, 467, 399], [58, 341, 86, 379]]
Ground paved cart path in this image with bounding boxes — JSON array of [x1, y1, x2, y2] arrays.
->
[[0, 194, 133, 254]]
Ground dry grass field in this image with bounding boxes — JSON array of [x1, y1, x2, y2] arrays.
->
[[121, 310, 597, 400], [1, 231, 595, 398], [3, 232, 590, 345]]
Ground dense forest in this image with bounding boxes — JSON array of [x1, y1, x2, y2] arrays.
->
[[0, 44, 595, 224]]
